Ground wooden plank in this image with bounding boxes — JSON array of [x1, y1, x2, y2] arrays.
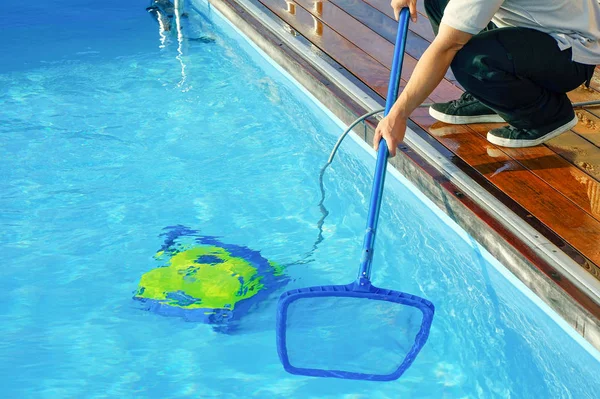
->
[[571, 81, 600, 124], [364, 0, 429, 20], [574, 109, 600, 147], [589, 67, 600, 93], [331, 0, 396, 42], [286, 0, 463, 102], [295, 0, 396, 66], [257, 0, 391, 96], [358, 0, 436, 53], [468, 123, 600, 221], [567, 80, 600, 175], [410, 113, 600, 265], [435, 116, 600, 220], [546, 132, 600, 182], [406, 8, 435, 42], [569, 84, 600, 105], [361, 0, 393, 19], [324, 0, 433, 61], [416, 0, 427, 17], [292, 0, 402, 73], [360, 0, 435, 45], [337, 0, 457, 85]]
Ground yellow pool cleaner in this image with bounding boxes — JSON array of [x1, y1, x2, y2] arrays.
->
[[133, 225, 287, 331]]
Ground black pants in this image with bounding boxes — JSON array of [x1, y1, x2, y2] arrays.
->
[[425, 0, 596, 129]]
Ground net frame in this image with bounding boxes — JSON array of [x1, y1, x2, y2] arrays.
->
[[276, 282, 434, 381]]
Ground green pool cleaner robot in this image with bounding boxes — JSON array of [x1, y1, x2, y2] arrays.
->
[[134, 225, 287, 331]]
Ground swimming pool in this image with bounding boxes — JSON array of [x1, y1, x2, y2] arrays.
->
[[2, 0, 600, 397]]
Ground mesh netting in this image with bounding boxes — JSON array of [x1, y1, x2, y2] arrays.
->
[[283, 295, 425, 376]]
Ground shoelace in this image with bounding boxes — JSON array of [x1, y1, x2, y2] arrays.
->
[[502, 125, 525, 139], [458, 92, 476, 104]]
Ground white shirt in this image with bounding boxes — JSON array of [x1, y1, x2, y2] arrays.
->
[[441, 0, 600, 65]]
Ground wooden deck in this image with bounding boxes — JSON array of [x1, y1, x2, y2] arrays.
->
[[252, 0, 600, 275]]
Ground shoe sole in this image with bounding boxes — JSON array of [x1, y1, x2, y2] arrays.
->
[[429, 107, 505, 124], [486, 116, 578, 148]]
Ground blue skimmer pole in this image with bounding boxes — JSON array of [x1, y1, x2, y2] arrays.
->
[[357, 8, 410, 289], [275, 8, 434, 381]]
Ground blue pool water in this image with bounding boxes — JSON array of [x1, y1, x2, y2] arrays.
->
[[2, 0, 600, 397]]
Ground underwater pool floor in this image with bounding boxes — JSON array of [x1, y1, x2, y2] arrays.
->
[[1, 0, 600, 397]]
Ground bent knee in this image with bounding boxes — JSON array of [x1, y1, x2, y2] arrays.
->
[[451, 36, 510, 83]]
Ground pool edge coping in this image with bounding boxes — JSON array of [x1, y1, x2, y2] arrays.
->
[[194, 0, 600, 352]]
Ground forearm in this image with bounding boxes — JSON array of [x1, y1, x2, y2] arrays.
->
[[372, 24, 472, 155], [388, 24, 471, 120]]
